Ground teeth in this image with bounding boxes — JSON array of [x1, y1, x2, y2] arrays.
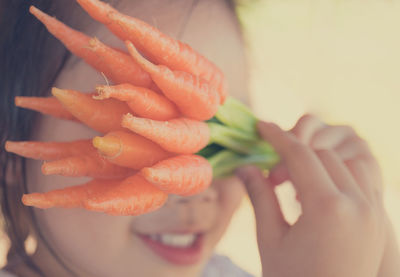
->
[[161, 234, 196, 248], [148, 233, 197, 248]]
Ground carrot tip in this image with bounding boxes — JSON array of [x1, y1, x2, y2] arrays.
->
[[92, 136, 121, 158], [51, 87, 76, 107], [14, 97, 22, 106], [125, 42, 141, 61], [51, 87, 67, 98], [41, 162, 57, 175], [125, 41, 139, 56], [22, 194, 33, 206], [29, 6, 50, 23], [4, 141, 13, 152], [22, 193, 49, 209], [88, 37, 100, 49], [121, 112, 134, 125], [29, 5, 37, 15], [93, 86, 110, 100], [140, 167, 154, 180]]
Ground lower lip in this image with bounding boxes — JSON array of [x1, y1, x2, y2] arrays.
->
[[138, 234, 204, 265]]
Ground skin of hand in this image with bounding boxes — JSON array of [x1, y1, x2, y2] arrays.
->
[[235, 114, 394, 277]]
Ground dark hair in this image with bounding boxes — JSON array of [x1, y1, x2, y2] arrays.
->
[[0, 0, 243, 276], [0, 1, 76, 276]]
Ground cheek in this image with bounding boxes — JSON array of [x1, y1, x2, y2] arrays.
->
[[217, 177, 246, 215], [34, 206, 128, 274], [207, 177, 246, 244], [26, 127, 155, 276], [32, 199, 162, 276]]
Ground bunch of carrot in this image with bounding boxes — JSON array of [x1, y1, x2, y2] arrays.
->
[[5, 0, 279, 216]]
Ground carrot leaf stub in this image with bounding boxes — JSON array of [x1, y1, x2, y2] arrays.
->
[[198, 98, 280, 178]]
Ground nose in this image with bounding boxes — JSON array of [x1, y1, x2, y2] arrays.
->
[[165, 187, 218, 227]]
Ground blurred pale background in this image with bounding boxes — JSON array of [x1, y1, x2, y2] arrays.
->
[[1, 1, 399, 276], [216, 0, 400, 276]]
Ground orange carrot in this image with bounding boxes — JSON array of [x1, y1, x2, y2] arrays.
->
[[52, 87, 131, 133], [23, 175, 167, 215], [30, 6, 152, 87], [92, 130, 172, 169], [126, 42, 220, 121], [122, 114, 209, 154], [75, 0, 227, 103], [87, 37, 153, 87], [15, 96, 76, 121], [94, 84, 180, 120], [84, 174, 168, 216], [141, 155, 212, 196], [5, 139, 93, 161], [22, 179, 121, 209], [42, 153, 133, 179]]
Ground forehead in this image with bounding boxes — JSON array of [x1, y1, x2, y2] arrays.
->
[[62, 0, 248, 102]]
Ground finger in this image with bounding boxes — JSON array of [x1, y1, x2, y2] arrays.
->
[[344, 159, 381, 204], [268, 162, 289, 186], [236, 165, 289, 245], [335, 137, 384, 200], [362, 154, 384, 199], [257, 121, 338, 207], [290, 113, 326, 144], [334, 136, 372, 161], [315, 149, 364, 200], [310, 125, 357, 149]]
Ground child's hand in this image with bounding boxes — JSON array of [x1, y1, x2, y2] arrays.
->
[[267, 114, 399, 277], [236, 115, 389, 277]]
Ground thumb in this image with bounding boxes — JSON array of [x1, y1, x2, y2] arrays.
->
[[235, 165, 288, 246]]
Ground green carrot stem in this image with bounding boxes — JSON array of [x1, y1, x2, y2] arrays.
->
[[208, 122, 255, 153], [208, 150, 240, 177], [215, 97, 258, 135], [208, 122, 275, 155], [206, 97, 280, 177], [196, 143, 224, 158], [209, 150, 280, 178]]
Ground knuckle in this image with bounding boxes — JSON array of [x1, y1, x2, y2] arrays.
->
[[360, 153, 380, 171], [352, 136, 370, 148], [373, 186, 383, 201], [356, 200, 376, 224], [319, 193, 338, 204], [238, 171, 260, 187], [339, 125, 357, 135], [316, 194, 348, 215], [302, 113, 322, 123], [287, 141, 309, 155], [292, 113, 323, 135], [298, 113, 318, 125], [314, 148, 334, 158]]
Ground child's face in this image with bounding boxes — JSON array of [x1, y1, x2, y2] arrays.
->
[[26, 0, 248, 276]]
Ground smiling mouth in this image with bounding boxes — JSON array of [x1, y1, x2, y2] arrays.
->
[[147, 233, 199, 247], [137, 232, 205, 265]]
